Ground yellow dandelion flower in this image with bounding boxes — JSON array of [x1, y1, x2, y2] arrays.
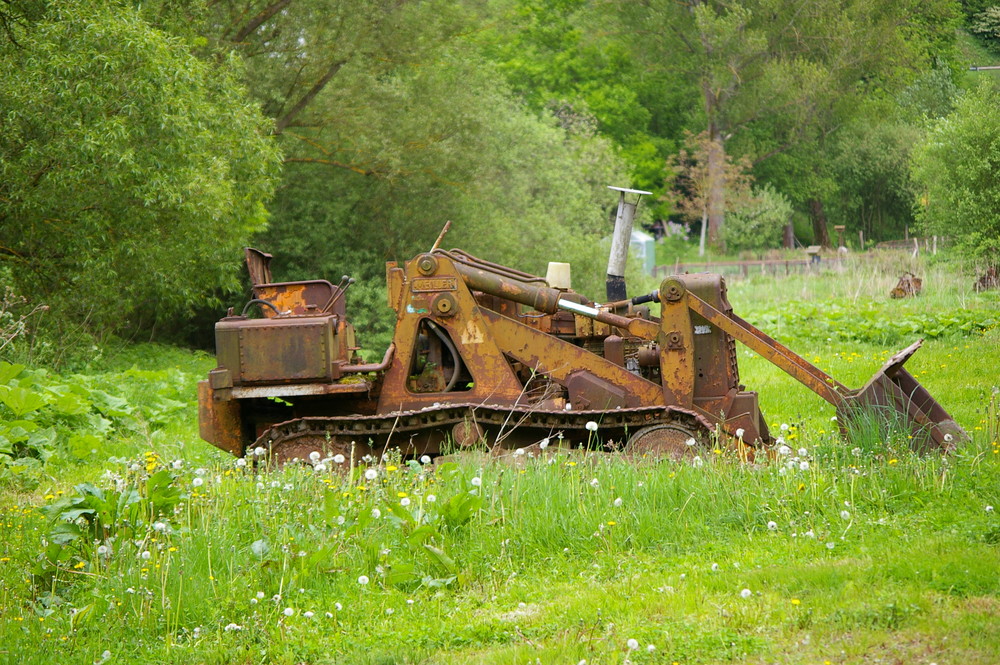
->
[[888, 459, 898, 465], [386, 465, 398, 472], [73, 561, 86, 569], [607, 521, 616, 526], [791, 598, 801, 606], [397, 492, 408, 498], [44, 494, 54, 500]]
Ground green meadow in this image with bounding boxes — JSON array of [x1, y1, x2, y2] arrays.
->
[[1, 256, 998, 665]]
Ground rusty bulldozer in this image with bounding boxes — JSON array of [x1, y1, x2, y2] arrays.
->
[[198, 195, 968, 464]]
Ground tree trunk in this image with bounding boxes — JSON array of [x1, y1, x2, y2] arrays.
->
[[705, 127, 726, 252], [783, 222, 795, 249], [808, 198, 831, 248]]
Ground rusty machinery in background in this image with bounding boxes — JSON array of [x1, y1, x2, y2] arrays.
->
[[198, 190, 968, 464]]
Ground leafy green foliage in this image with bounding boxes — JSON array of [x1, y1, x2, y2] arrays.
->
[[0, 359, 200, 484], [912, 81, 1000, 264], [0, 0, 280, 335], [722, 185, 793, 252]]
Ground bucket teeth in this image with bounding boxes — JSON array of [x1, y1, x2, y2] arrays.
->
[[837, 340, 969, 452]]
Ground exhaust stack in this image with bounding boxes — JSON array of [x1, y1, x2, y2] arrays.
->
[[606, 186, 652, 302]]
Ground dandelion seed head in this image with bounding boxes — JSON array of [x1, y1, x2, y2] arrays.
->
[[420, 455, 431, 464], [711, 563, 719, 571], [826, 542, 835, 549], [371, 508, 381, 519], [364, 468, 378, 481], [256, 591, 265, 599], [309, 451, 321, 463], [426, 494, 436, 503], [539, 438, 549, 449], [334, 602, 343, 611], [840, 510, 851, 520], [224, 623, 242, 631], [585, 421, 598, 432], [333, 454, 345, 464], [589, 478, 599, 488], [172, 460, 183, 469], [235, 458, 247, 468], [140, 551, 151, 560], [799, 460, 810, 471], [767, 521, 777, 530], [740, 588, 752, 599], [987, 505, 994, 513], [400, 497, 411, 507], [613, 497, 623, 507], [735, 428, 745, 439], [192, 477, 204, 487], [798, 448, 808, 457], [283, 607, 294, 617], [692, 456, 704, 468], [778, 445, 791, 456], [470, 477, 482, 487], [304, 611, 314, 618], [254, 446, 266, 456], [358, 575, 369, 585], [780, 423, 789, 431]]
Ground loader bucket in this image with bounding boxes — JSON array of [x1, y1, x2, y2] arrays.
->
[[836, 340, 969, 452]]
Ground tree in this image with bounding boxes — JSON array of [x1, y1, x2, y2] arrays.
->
[[0, 0, 280, 335], [911, 81, 1000, 265], [618, 0, 959, 248], [665, 131, 753, 255]]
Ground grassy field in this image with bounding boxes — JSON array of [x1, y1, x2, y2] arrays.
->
[[0, 254, 998, 665]]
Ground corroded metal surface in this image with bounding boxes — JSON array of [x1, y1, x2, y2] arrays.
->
[[198, 245, 968, 461]]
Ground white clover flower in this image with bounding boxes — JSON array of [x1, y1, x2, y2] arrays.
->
[[767, 521, 777, 530], [539, 438, 549, 450], [236, 458, 247, 468], [326, 612, 334, 618], [192, 477, 204, 487], [309, 451, 321, 463], [740, 588, 752, 599], [840, 510, 851, 520], [426, 494, 436, 503], [589, 478, 599, 488], [585, 421, 598, 432], [304, 611, 314, 618], [798, 448, 808, 457], [778, 445, 791, 456], [254, 446, 266, 456], [400, 497, 411, 507], [692, 456, 704, 468], [613, 497, 623, 508], [364, 468, 378, 481], [283, 607, 294, 617], [735, 428, 745, 439], [470, 477, 482, 487], [626, 638, 639, 650], [358, 575, 369, 585], [333, 454, 345, 464]]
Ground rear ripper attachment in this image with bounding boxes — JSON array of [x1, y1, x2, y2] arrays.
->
[[199, 204, 968, 465]]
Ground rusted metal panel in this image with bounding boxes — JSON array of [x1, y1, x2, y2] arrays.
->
[[216, 315, 337, 385], [198, 380, 244, 456]]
